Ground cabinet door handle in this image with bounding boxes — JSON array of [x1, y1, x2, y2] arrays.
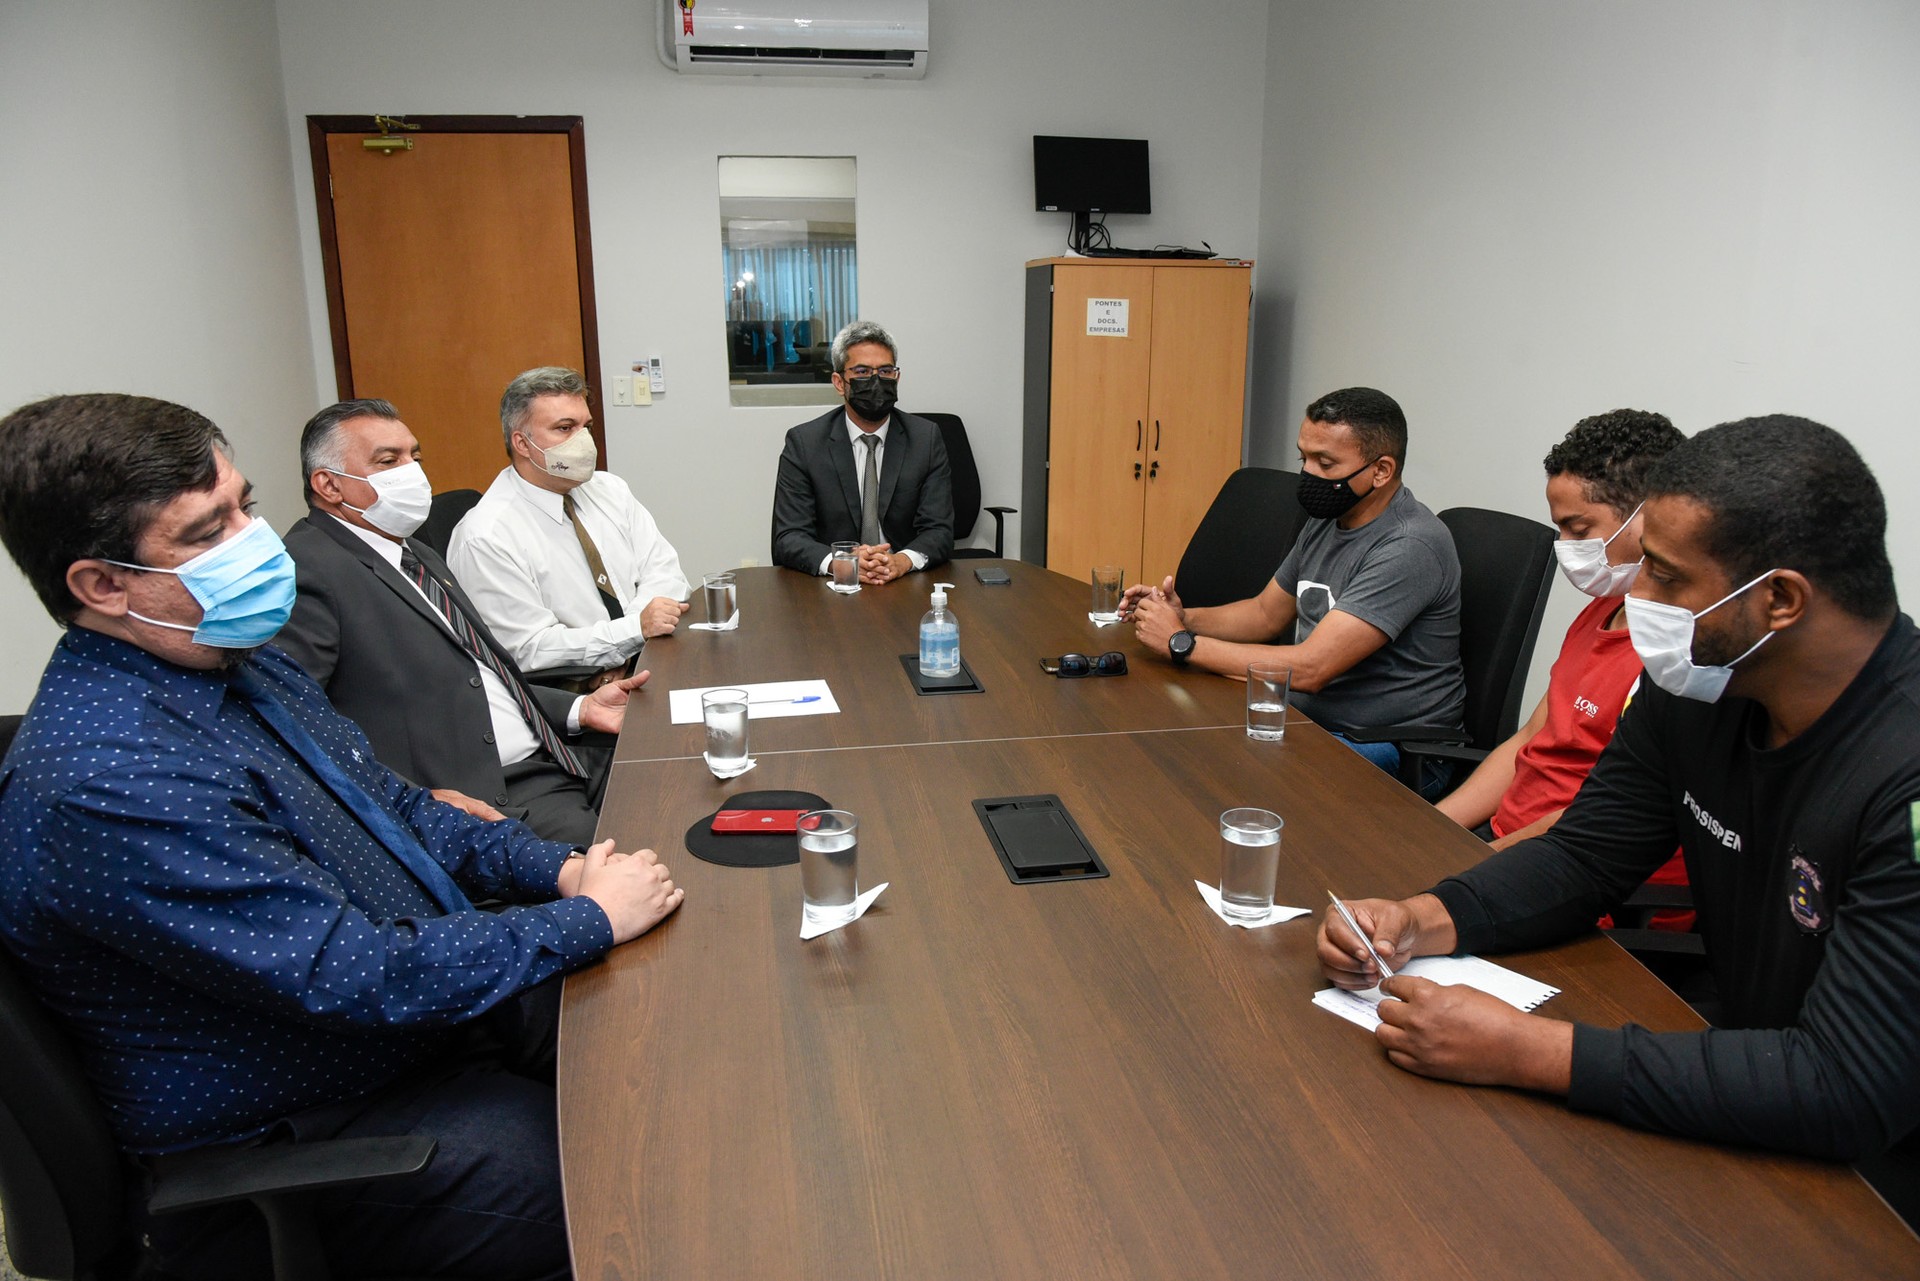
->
[[1154, 420, 1162, 451], [1135, 420, 1142, 450]]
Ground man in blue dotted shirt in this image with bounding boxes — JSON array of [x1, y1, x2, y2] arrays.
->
[[0, 394, 683, 1279]]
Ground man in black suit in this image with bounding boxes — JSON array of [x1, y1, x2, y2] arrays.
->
[[771, 320, 954, 584], [279, 399, 647, 847]]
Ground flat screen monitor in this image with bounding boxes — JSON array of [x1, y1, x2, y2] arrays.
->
[[1033, 135, 1150, 215]]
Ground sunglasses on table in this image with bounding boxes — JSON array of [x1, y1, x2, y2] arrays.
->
[[1039, 651, 1129, 678]]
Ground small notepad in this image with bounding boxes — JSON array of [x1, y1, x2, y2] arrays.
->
[[1312, 954, 1559, 1032]]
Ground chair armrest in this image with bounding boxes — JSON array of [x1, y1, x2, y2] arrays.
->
[[1399, 741, 1489, 767], [522, 664, 607, 692], [147, 1136, 436, 1216], [1341, 723, 1468, 746], [983, 506, 1016, 559], [1601, 926, 1706, 957], [1619, 884, 1696, 911]]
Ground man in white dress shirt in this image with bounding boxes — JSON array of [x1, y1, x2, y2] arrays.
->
[[449, 367, 691, 679]]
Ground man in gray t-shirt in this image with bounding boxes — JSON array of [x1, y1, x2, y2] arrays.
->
[[1127, 386, 1465, 794], [1275, 484, 1463, 734]]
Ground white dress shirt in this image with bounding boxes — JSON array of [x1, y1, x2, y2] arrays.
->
[[329, 515, 581, 766], [447, 467, 690, 671], [815, 414, 929, 575]]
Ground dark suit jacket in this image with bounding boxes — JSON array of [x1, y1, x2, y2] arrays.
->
[[279, 514, 581, 812], [770, 408, 955, 573]]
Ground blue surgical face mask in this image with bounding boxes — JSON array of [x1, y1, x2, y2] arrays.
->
[[104, 515, 297, 648]]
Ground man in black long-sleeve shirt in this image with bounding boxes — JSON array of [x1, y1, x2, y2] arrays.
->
[[1319, 416, 1919, 1205]]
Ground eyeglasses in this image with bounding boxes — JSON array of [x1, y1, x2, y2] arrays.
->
[[1039, 651, 1129, 678], [844, 364, 902, 380]]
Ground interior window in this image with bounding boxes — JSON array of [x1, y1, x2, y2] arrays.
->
[[719, 156, 858, 408]]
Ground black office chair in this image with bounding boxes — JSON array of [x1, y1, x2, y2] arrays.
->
[[1172, 468, 1307, 607], [410, 488, 483, 559], [0, 948, 435, 1281], [1348, 506, 1556, 793], [920, 413, 1015, 559]]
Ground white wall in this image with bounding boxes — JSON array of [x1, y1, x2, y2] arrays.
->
[[1256, 0, 1920, 707], [0, 0, 318, 713], [273, 0, 1271, 581]]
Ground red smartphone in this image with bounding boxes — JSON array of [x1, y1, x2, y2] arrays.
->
[[711, 809, 806, 834]]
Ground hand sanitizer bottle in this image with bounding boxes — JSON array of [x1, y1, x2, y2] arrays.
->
[[919, 582, 961, 678]]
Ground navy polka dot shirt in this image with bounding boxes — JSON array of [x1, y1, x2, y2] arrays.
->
[[0, 629, 614, 1155]]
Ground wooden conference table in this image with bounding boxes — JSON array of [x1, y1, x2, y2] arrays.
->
[[559, 562, 1918, 1279]]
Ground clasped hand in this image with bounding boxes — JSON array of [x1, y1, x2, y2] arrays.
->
[[641, 595, 691, 637], [856, 542, 908, 585], [557, 838, 684, 943], [1123, 575, 1185, 654]]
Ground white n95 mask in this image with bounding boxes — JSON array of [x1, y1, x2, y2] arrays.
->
[[1623, 568, 1778, 703], [1553, 502, 1643, 598], [328, 461, 433, 537]]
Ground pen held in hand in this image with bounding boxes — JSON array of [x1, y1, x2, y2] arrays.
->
[[1326, 890, 1395, 981]]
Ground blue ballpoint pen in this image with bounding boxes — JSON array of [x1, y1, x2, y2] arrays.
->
[[749, 694, 821, 705]]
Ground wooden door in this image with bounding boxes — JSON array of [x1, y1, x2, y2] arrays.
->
[[1140, 265, 1251, 587], [1043, 264, 1152, 579], [309, 117, 601, 496]]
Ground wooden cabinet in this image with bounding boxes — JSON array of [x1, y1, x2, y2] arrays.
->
[[1020, 258, 1252, 588]]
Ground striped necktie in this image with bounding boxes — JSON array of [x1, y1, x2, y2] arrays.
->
[[400, 544, 587, 778]]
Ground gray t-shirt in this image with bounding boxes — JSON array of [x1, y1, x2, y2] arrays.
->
[[1271, 485, 1465, 737]]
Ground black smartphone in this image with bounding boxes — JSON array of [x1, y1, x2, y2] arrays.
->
[[974, 567, 1012, 585]]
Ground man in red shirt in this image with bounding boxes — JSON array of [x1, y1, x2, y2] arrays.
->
[[1438, 410, 1684, 850]]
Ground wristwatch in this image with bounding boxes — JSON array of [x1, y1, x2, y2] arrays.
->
[[1168, 630, 1197, 666]]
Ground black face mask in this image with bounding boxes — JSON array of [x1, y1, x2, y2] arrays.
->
[[844, 375, 898, 424], [1296, 458, 1382, 520]]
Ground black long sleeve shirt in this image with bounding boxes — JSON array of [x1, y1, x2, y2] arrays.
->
[[1430, 613, 1920, 1163]]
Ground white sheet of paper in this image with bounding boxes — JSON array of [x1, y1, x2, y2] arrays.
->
[[1312, 954, 1560, 1031], [1194, 880, 1311, 929], [668, 680, 838, 724], [799, 881, 889, 940]]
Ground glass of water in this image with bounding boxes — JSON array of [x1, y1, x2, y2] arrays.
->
[[829, 542, 861, 593], [1090, 565, 1124, 623], [702, 571, 737, 625], [1246, 663, 1291, 741], [701, 688, 749, 774], [797, 809, 859, 928], [1219, 808, 1284, 923]]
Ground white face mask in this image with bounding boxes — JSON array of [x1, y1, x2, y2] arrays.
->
[[1553, 502, 1643, 598], [327, 460, 432, 537], [525, 429, 598, 481], [1623, 568, 1778, 703]]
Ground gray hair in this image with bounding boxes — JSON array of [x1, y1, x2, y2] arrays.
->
[[829, 321, 897, 374], [500, 366, 591, 452], [300, 398, 400, 504]]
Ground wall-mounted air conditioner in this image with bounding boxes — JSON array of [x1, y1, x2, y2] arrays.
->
[[664, 0, 929, 80]]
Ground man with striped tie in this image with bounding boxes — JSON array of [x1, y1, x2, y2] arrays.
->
[[282, 399, 642, 847]]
